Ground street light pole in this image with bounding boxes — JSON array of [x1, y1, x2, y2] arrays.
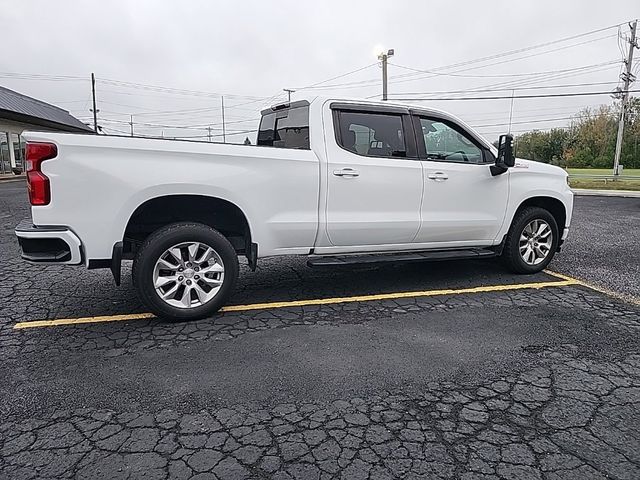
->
[[378, 49, 394, 101]]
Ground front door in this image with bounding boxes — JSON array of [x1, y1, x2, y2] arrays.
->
[[414, 116, 509, 244], [325, 108, 423, 246]]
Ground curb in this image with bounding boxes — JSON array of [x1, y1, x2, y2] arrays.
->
[[572, 188, 640, 198], [0, 175, 25, 183]]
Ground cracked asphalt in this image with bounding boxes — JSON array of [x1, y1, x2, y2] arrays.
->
[[1, 179, 639, 479]]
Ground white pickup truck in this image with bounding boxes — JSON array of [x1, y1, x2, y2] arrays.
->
[[16, 97, 573, 320]]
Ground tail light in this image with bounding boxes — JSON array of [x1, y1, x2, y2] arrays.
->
[[26, 142, 57, 206]]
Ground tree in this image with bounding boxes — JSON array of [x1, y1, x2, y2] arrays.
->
[[512, 97, 640, 169]]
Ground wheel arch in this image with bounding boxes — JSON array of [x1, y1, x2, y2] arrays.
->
[[514, 196, 567, 234], [123, 194, 256, 265]]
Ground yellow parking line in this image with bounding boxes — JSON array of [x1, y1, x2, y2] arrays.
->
[[545, 269, 640, 306], [13, 312, 156, 329], [13, 278, 578, 330], [543, 269, 586, 284], [220, 279, 578, 311]]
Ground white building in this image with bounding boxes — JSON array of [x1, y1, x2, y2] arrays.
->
[[0, 86, 93, 175]]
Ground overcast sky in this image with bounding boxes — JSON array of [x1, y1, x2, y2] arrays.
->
[[2, 0, 638, 141]]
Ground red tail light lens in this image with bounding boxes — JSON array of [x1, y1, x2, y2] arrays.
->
[[26, 142, 57, 206]]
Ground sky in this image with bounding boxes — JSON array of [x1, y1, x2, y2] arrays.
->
[[1, 0, 638, 142]]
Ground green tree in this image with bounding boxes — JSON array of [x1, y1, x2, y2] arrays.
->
[[512, 97, 640, 169]]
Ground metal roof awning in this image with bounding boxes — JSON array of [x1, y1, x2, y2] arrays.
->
[[0, 86, 93, 133]]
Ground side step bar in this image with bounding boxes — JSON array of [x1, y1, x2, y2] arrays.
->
[[307, 248, 498, 267]]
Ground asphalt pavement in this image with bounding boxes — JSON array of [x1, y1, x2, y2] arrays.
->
[[554, 195, 640, 301], [1, 180, 639, 480]]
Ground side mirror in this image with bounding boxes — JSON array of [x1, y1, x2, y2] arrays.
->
[[497, 134, 515, 167], [490, 134, 515, 176]]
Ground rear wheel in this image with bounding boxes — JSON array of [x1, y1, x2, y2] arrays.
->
[[132, 222, 238, 320], [502, 207, 558, 274]]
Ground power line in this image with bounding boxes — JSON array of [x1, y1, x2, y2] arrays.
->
[[390, 51, 619, 80], [479, 125, 572, 136], [305, 36, 621, 93], [303, 26, 625, 92], [461, 103, 615, 123], [387, 34, 621, 86], [391, 88, 640, 102], [385, 80, 619, 98], [0, 72, 87, 81], [96, 77, 266, 100], [442, 62, 619, 97], [293, 63, 378, 90], [471, 114, 616, 129]]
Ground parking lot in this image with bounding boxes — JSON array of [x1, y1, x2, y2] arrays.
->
[[1, 178, 639, 479]]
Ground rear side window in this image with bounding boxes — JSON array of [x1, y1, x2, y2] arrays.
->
[[335, 110, 406, 158], [257, 105, 310, 149]]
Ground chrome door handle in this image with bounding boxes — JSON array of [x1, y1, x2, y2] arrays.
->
[[427, 172, 448, 181], [333, 168, 360, 177]]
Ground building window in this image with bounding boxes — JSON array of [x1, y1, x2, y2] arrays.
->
[[0, 133, 9, 174]]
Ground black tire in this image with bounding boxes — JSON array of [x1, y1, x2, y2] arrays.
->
[[502, 207, 559, 274], [132, 222, 239, 320]]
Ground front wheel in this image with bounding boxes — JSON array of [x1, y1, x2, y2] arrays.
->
[[132, 222, 239, 320], [502, 207, 559, 274]]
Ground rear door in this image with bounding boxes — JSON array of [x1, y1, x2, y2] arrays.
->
[[413, 115, 509, 244], [323, 105, 423, 246]]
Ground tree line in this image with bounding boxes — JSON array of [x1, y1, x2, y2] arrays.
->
[[511, 97, 640, 169]]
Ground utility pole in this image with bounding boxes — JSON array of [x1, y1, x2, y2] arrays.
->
[[378, 49, 394, 101], [221, 96, 226, 143], [283, 88, 295, 103], [207, 126, 212, 142], [90, 73, 98, 133], [129, 115, 134, 137], [613, 20, 638, 176]]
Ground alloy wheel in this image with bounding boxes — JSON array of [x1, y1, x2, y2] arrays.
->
[[518, 219, 553, 266], [152, 241, 225, 309]]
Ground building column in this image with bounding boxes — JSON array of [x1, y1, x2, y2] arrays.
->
[[7, 132, 17, 171]]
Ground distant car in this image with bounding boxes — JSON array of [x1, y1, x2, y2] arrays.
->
[[16, 97, 573, 320]]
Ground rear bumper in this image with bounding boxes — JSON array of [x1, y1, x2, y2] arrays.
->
[[15, 220, 83, 265]]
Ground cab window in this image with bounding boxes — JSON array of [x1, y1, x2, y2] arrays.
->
[[335, 111, 406, 158], [418, 117, 484, 164], [258, 104, 310, 149]]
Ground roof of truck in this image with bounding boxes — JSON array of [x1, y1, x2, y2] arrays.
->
[[265, 95, 454, 118], [279, 95, 496, 152]]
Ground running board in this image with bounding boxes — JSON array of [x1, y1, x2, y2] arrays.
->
[[307, 248, 498, 267]]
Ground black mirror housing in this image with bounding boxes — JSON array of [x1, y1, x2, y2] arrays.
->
[[490, 134, 515, 176], [497, 134, 515, 167]]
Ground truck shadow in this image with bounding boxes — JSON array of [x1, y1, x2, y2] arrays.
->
[[229, 257, 553, 305]]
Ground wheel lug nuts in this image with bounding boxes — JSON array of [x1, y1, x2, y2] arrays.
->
[[186, 280, 192, 285], [194, 266, 200, 272], [186, 263, 191, 268], [195, 275, 200, 280], [178, 276, 183, 281]]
